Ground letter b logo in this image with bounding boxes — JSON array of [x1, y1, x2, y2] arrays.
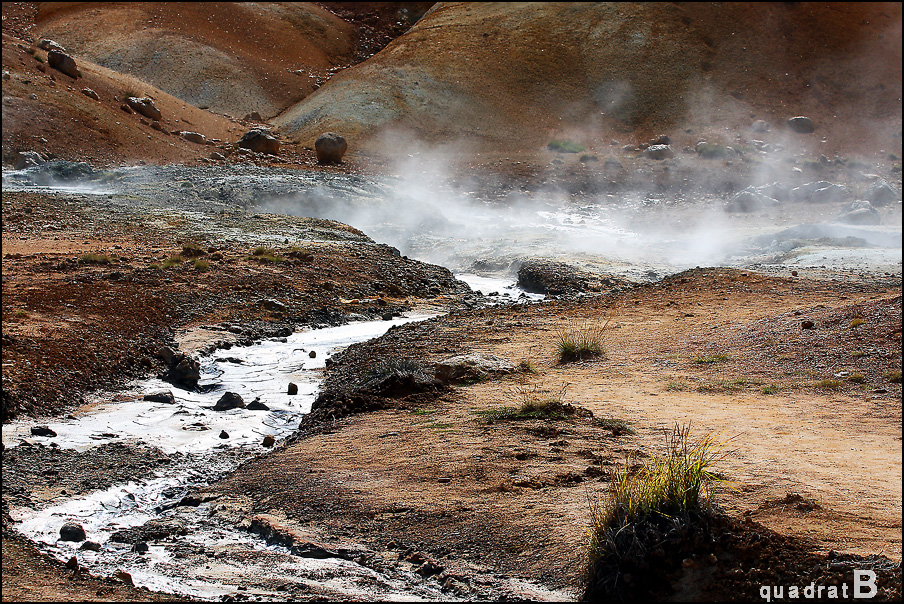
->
[[854, 570, 877, 599]]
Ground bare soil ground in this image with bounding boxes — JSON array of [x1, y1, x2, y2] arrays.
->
[[206, 269, 902, 600]]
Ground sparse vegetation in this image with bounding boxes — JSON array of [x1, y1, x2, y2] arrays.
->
[[181, 242, 207, 258], [665, 380, 690, 391], [695, 142, 729, 159], [13, 309, 28, 318], [696, 378, 757, 393], [849, 318, 867, 328], [162, 255, 184, 269], [814, 379, 843, 390], [557, 320, 607, 363], [474, 384, 586, 423], [547, 140, 586, 153], [193, 258, 210, 272], [249, 246, 285, 263], [883, 370, 902, 384], [760, 384, 782, 395], [693, 353, 730, 364], [78, 253, 112, 265], [584, 425, 730, 600], [518, 359, 539, 374]]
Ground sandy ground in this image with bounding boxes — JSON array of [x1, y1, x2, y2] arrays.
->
[[208, 269, 901, 599]]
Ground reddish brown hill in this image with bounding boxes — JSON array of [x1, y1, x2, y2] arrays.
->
[[30, 2, 358, 120], [276, 2, 902, 156]]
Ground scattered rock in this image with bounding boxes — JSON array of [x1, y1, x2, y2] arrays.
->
[[261, 298, 286, 313], [80, 88, 99, 100], [143, 390, 175, 404], [219, 430, 229, 439], [181, 131, 206, 144], [126, 97, 162, 121], [59, 522, 86, 542], [237, 129, 280, 155], [865, 179, 901, 206], [246, 398, 270, 411], [262, 434, 276, 447], [288, 383, 299, 395], [643, 144, 674, 160], [309, 350, 317, 359], [30, 425, 57, 437], [315, 132, 348, 164], [790, 181, 850, 204], [724, 187, 777, 213], [213, 392, 245, 411], [801, 320, 815, 330], [517, 259, 619, 295], [47, 50, 80, 78], [79, 541, 102, 551], [751, 119, 770, 132], [435, 353, 516, 384], [787, 116, 815, 133], [37, 39, 67, 53], [115, 570, 134, 586], [158, 346, 201, 389], [133, 541, 149, 553], [836, 200, 881, 225], [65, 555, 79, 571], [120, 103, 135, 114], [245, 111, 263, 121], [416, 560, 445, 577], [13, 150, 45, 170], [150, 120, 167, 133]]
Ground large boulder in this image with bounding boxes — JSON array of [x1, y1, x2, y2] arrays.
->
[[865, 180, 901, 207], [126, 97, 162, 121], [213, 392, 245, 411], [517, 259, 621, 295], [59, 522, 86, 542], [435, 354, 515, 384], [13, 151, 45, 170], [237, 129, 280, 155], [836, 200, 881, 225], [37, 38, 67, 53], [314, 132, 348, 164], [790, 181, 850, 204], [157, 346, 201, 390], [47, 50, 80, 78]]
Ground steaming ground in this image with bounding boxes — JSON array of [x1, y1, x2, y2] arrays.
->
[[4, 162, 900, 285]]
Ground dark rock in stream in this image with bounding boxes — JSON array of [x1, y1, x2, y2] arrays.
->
[[110, 519, 188, 544], [59, 521, 86, 542], [246, 398, 270, 411], [30, 425, 57, 437], [214, 392, 245, 411], [157, 346, 201, 390], [143, 390, 176, 404]]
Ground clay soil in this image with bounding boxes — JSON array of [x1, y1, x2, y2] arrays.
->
[[207, 269, 902, 600]]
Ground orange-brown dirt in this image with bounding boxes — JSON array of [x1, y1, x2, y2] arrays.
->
[[2, 2, 902, 602]]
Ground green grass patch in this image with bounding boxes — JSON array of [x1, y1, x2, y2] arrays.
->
[[79, 253, 112, 265], [181, 242, 207, 258], [249, 246, 285, 263], [883, 370, 902, 384], [557, 321, 607, 363], [693, 354, 730, 364], [162, 255, 184, 269], [814, 379, 843, 390], [848, 318, 867, 328], [696, 379, 757, 393], [13, 309, 28, 318], [848, 372, 866, 383], [584, 425, 731, 599], [760, 384, 782, 395], [193, 258, 210, 272], [547, 140, 586, 153], [695, 142, 729, 159], [850, 350, 869, 358], [474, 384, 577, 424], [665, 380, 690, 392]]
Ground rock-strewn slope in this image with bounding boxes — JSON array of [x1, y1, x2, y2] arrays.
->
[[276, 2, 902, 154]]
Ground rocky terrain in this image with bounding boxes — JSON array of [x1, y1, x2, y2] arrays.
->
[[2, 2, 902, 602]]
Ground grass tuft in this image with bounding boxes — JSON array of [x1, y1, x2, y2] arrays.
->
[[79, 253, 112, 265], [162, 255, 184, 269], [848, 318, 866, 328], [584, 425, 731, 599], [547, 140, 586, 153], [883, 370, 901, 384], [193, 258, 210, 272], [249, 246, 285, 263], [557, 320, 608, 363], [814, 379, 843, 390]]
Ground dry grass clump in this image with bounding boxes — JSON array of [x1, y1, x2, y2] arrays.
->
[[249, 246, 285, 263], [556, 320, 608, 363], [584, 425, 731, 600], [78, 253, 112, 264]]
